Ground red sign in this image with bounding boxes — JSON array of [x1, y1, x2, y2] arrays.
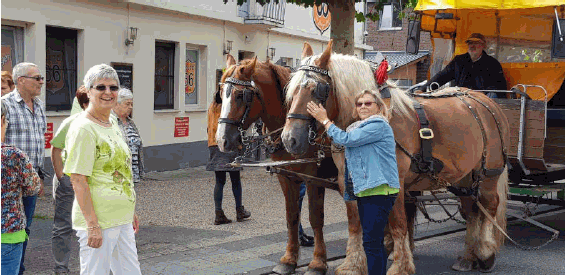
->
[[45, 123, 54, 149], [174, 117, 189, 137]]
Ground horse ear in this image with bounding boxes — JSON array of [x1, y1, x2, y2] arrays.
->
[[316, 40, 333, 69], [226, 54, 236, 68], [242, 56, 257, 77], [301, 42, 314, 59]]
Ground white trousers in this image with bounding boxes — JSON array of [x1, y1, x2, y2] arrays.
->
[[76, 223, 141, 275]]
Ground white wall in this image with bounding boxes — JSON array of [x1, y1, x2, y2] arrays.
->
[[1, 0, 369, 156]]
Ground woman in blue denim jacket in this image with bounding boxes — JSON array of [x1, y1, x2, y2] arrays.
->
[[307, 90, 400, 275]]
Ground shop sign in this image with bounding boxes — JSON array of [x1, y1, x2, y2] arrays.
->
[[185, 60, 196, 94], [1, 45, 12, 71], [174, 117, 189, 137], [45, 123, 54, 149], [313, 3, 331, 35]]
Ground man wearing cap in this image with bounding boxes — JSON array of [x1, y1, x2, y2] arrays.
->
[[426, 33, 507, 97]]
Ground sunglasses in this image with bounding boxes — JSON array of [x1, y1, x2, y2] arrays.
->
[[21, 76, 45, 81], [356, 101, 376, 107], [91, 85, 119, 92]]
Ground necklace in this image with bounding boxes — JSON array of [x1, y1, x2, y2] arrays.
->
[[87, 111, 111, 126]]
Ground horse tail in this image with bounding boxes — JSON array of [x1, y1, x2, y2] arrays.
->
[[494, 166, 509, 248]]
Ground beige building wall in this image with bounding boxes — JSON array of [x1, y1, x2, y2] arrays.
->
[[1, 0, 371, 171]]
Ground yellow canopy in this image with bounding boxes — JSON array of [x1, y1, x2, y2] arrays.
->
[[416, 0, 563, 11], [415, 1, 565, 100]]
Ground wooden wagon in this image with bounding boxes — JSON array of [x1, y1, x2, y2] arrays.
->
[[414, 1, 565, 207]]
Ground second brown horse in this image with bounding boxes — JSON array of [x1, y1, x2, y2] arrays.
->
[[213, 54, 367, 274]]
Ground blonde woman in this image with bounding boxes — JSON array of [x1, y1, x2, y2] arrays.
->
[[307, 90, 400, 275]]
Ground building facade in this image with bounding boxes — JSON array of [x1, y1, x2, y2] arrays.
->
[[1, 0, 371, 173], [364, 0, 432, 86]]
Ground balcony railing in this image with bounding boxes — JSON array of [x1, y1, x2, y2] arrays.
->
[[238, 0, 286, 28]]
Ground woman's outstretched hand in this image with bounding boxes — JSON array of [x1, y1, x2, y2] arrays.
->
[[306, 102, 328, 123]]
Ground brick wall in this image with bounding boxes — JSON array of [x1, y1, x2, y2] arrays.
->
[[365, 4, 432, 52]]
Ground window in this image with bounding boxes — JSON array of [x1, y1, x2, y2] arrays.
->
[[185, 48, 199, 105], [46, 26, 78, 111], [275, 57, 293, 67], [155, 41, 176, 110], [1, 25, 24, 72], [379, 1, 402, 30]]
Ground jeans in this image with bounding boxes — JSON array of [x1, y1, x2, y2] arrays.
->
[[214, 171, 243, 211], [19, 195, 37, 275], [52, 175, 75, 273], [343, 165, 357, 202], [357, 194, 396, 275], [298, 183, 306, 236], [2, 242, 23, 275]]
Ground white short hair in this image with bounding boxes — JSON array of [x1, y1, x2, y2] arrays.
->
[[12, 62, 39, 84], [83, 64, 119, 90], [117, 88, 133, 103]]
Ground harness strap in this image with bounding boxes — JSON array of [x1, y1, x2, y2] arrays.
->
[[411, 99, 434, 164], [287, 113, 313, 120]]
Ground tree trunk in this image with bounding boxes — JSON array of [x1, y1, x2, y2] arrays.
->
[[329, 0, 355, 55]]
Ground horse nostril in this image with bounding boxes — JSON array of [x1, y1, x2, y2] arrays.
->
[[289, 137, 297, 148]]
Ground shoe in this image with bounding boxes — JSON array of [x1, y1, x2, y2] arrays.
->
[[299, 233, 314, 247], [214, 209, 232, 225], [236, 206, 251, 222]]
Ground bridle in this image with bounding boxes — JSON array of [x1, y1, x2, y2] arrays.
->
[[218, 77, 260, 127], [286, 64, 334, 150]]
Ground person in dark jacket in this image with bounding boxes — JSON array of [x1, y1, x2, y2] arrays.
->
[[427, 33, 507, 98]]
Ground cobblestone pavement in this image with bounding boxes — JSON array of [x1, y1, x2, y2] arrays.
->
[[27, 166, 565, 274]]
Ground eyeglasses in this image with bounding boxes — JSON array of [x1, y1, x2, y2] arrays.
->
[[356, 101, 376, 107], [91, 85, 119, 92], [21, 76, 45, 81]]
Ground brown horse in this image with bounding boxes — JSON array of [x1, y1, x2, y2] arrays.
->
[[281, 41, 510, 275], [214, 54, 367, 275]]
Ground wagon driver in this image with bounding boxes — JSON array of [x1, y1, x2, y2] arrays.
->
[[426, 33, 507, 98]]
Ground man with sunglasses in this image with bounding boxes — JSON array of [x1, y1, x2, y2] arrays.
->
[[1, 62, 47, 275], [426, 33, 507, 98]]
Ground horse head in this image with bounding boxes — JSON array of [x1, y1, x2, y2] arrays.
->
[[216, 54, 291, 153], [282, 41, 337, 157]]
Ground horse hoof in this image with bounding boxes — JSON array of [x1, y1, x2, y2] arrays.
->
[[477, 254, 496, 273], [304, 268, 327, 275], [273, 263, 297, 275], [451, 256, 477, 272]]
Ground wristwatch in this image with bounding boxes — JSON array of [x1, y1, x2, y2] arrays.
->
[[322, 119, 330, 126]]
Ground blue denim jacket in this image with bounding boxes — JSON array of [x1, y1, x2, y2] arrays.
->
[[327, 116, 400, 195]]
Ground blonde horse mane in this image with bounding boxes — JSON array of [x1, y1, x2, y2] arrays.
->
[[285, 53, 415, 127]]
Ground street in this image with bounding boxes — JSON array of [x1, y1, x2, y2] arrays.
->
[[28, 166, 565, 274]]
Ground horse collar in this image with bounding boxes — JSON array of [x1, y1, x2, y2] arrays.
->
[[298, 65, 331, 79]]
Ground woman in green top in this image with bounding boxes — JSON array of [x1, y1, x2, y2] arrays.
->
[[307, 90, 400, 275], [64, 64, 140, 274]]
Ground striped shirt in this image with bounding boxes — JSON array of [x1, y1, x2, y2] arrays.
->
[[2, 89, 47, 169]]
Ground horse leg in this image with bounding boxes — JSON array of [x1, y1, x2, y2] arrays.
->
[[333, 151, 367, 275], [475, 169, 508, 272], [387, 191, 416, 275], [305, 184, 328, 275], [386, 191, 418, 262], [273, 175, 301, 275], [453, 168, 508, 273]]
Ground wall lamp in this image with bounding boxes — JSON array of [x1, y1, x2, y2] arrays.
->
[[125, 27, 138, 46], [223, 40, 233, 55], [267, 47, 276, 60]]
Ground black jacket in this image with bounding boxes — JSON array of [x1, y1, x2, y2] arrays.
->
[[428, 51, 507, 92]]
